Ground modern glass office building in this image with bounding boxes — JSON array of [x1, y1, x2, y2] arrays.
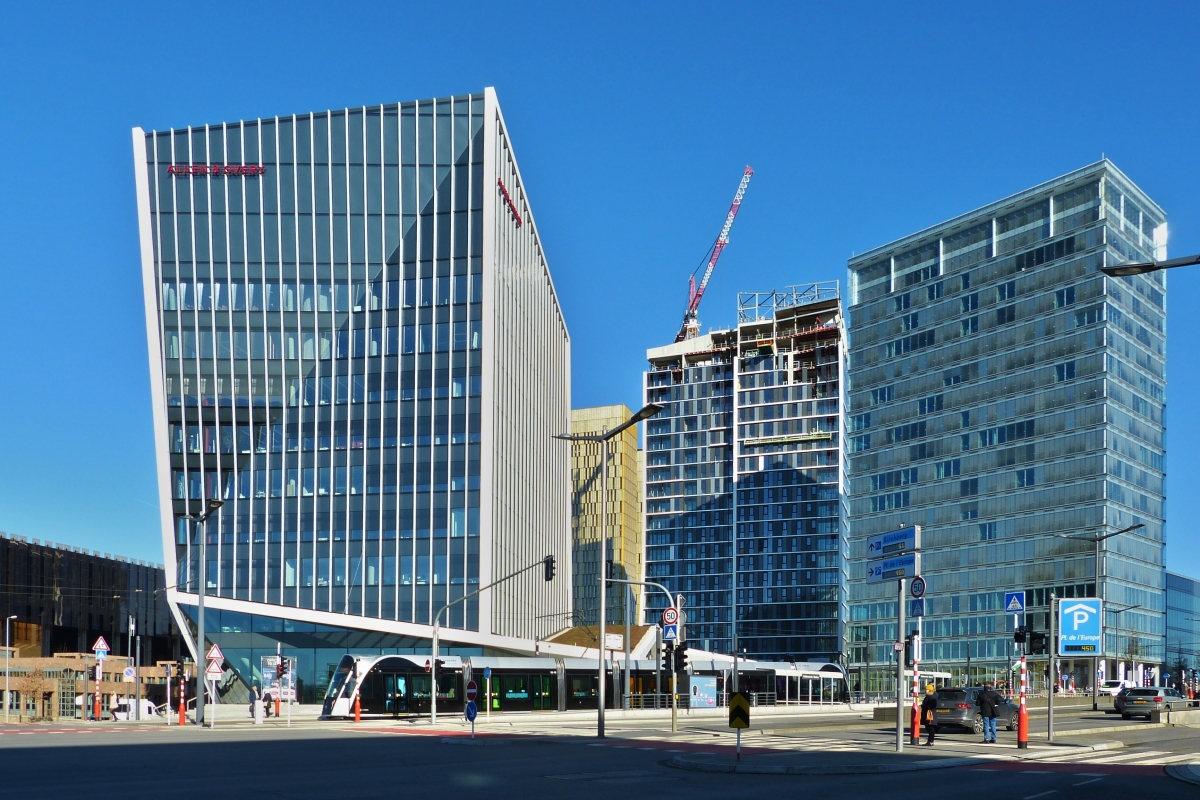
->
[[643, 284, 847, 661], [845, 161, 1167, 692], [1166, 572, 1199, 682], [133, 88, 572, 697]]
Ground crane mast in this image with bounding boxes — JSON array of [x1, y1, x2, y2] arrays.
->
[[675, 166, 754, 343]]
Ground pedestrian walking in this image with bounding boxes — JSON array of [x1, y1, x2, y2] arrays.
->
[[978, 680, 1002, 743], [249, 685, 259, 719], [921, 684, 939, 746]]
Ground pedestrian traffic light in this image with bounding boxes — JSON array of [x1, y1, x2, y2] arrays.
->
[[663, 641, 674, 668], [276, 659, 285, 680], [1013, 626, 1027, 644], [1028, 631, 1048, 655], [674, 643, 689, 673], [605, 559, 615, 589], [543, 555, 556, 582]]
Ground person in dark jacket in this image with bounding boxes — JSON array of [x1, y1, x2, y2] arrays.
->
[[920, 684, 939, 745], [978, 681, 1002, 743]]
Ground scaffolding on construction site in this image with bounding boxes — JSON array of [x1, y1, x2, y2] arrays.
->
[[737, 281, 840, 323]]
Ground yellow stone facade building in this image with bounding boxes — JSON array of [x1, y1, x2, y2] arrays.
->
[[570, 406, 643, 628]]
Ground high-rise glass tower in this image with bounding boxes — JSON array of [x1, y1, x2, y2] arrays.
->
[[643, 284, 847, 661], [133, 88, 571, 695], [845, 161, 1167, 693]]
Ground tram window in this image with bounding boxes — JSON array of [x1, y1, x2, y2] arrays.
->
[[503, 675, 529, 700], [410, 675, 431, 699]]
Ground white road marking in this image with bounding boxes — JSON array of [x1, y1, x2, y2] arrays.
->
[[1022, 791, 1057, 799], [1072, 778, 1104, 786]]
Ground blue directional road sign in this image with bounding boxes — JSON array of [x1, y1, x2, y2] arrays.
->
[[866, 552, 920, 584], [483, 666, 492, 681], [910, 598, 925, 618], [1004, 592, 1025, 613], [663, 623, 679, 641], [1058, 598, 1102, 656], [465, 700, 478, 722], [866, 526, 921, 558]]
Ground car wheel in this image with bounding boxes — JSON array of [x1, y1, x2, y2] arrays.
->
[[972, 714, 984, 734], [1121, 713, 1131, 720], [1006, 714, 1017, 731]]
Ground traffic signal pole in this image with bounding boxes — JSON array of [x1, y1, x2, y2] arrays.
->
[[896, 577, 905, 753], [430, 556, 557, 725]]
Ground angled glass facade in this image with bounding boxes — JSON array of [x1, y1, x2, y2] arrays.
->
[[643, 284, 847, 661], [133, 88, 571, 664], [846, 161, 1167, 692]]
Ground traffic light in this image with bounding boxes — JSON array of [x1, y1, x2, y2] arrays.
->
[[1013, 626, 1027, 644], [903, 633, 915, 667], [434, 659, 446, 671], [1028, 631, 1048, 655], [543, 555, 556, 582], [276, 659, 285, 680], [674, 643, 689, 673], [605, 559, 615, 589], [662, 641, 674, 669]]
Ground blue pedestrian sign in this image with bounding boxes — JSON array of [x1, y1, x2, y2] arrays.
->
[[663, 623, 678, 641], [483, 667, 492, 681], [1005, 592, 1025, 613], [910, 598, 925, 618], [465, 700, 478, 722], [1058, 598, 1102, 656]]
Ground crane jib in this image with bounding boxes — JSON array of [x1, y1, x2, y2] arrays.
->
[[674, 166, 754, 341]]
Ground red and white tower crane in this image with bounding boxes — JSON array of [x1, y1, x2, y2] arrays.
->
[[675, 166, 754, 342]]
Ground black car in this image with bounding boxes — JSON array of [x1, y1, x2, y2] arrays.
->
[[933, 687, 1020, 733]]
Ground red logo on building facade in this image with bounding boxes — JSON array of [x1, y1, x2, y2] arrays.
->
[[167, 164, 266, 176], [497, 177, 522, 227]]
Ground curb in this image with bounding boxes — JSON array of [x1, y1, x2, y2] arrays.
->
[[1165, 765, 1200, 786], [668, 755, 985, 775], [1054, 722, 1169, 737], [441, 736, 511, 746]]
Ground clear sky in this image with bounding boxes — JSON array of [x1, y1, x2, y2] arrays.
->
[[1, 2, 1198, 577]]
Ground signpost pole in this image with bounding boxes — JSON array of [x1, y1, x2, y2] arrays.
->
[[1048, 594, 1056, 742], [896, 577, 905, 753]]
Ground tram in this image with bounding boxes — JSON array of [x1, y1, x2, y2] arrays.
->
[[321, 653, 847, 718]]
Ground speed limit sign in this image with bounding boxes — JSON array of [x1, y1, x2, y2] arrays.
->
[[662, 607, 678, 626], [911, 576, 926, 599]]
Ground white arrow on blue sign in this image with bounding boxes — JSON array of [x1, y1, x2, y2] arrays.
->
[[663, 624, 678, 641], [465, 700, 477, 722], [866, 526, 921, 557], [866, 552, 920, 585], [1004, 592, 1025, 613]]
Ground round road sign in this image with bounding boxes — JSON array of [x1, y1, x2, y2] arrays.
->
[[663, 607, 678, 625], [465, 680, 478, 702], [911, 576, 926, 599], [465, 700, 478, 722]]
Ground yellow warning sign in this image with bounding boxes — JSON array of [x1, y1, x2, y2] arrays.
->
[[728, 691, 750, 729]]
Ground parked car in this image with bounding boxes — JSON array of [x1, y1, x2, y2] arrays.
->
[[1099, 680, 1128, 697], [933, 687, 1020, 733], [1114, 686, 1186, 719]]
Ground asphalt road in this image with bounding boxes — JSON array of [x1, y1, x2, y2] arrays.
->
[[0, 718, 1195, 799]]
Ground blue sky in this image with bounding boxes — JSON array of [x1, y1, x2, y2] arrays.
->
[[1, 2, 1198, 577]]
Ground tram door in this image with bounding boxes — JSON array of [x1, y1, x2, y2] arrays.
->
[[386, 675, 407, 714], [532, 675, 554, 710]]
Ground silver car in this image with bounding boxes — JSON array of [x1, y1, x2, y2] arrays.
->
[[1115, 686, 1186, 719]]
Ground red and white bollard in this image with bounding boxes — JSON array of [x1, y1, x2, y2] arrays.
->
[[910, 661, 921, 745], [1017, 656, 1029, 749]]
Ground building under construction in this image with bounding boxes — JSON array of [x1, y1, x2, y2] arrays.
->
[[643, 283, 847, 662]]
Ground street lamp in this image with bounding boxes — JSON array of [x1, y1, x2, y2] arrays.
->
[[1099, 252, 1200, 278], [5, 615, 16, 724], [177, 497, 224, 726], [553, 402, 663, 738], [1055, 523, 1144, 710]]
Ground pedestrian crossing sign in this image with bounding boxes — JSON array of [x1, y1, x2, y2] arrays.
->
[[1005, 592, 1025, 613]]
